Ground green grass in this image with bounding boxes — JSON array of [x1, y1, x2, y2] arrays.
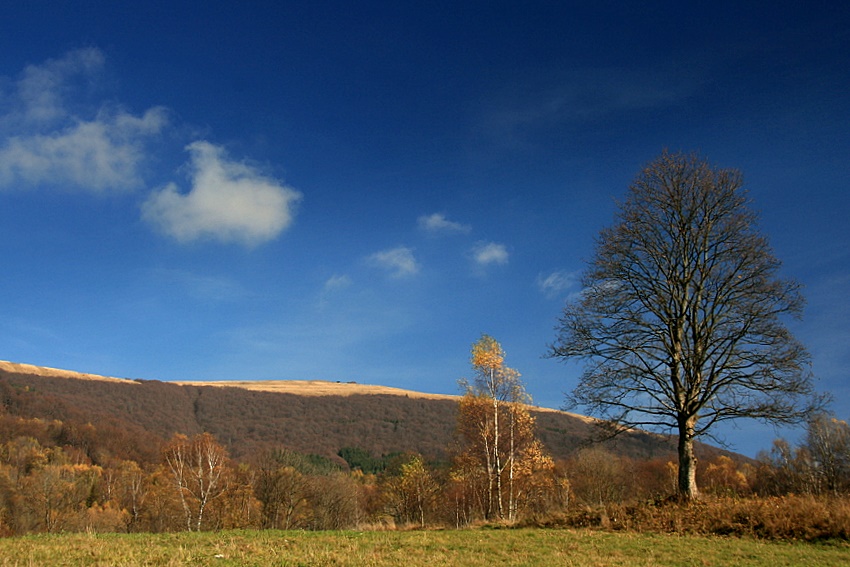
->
[[0, 529, 847, 567]]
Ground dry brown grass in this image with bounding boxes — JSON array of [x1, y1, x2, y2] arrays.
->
[[538, 495, 850, 541], [174, 378, 460, 399], [0, 360, 137, 384], [175, 379, 594, 419]]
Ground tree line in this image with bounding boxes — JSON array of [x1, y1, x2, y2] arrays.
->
[[1, 333, 846, 535], [0, 409, 846, 535], [0, 335, 567, 534]]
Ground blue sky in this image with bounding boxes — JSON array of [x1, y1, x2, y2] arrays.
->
[[1, 2, 847, 457]]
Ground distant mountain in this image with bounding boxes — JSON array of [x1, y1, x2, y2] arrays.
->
[[0, 360, 735, 466]]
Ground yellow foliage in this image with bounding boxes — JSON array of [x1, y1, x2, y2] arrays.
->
[[471, 335, 504, 371], [703, 455, 749, 496]]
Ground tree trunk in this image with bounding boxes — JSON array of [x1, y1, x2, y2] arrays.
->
[[482, 425, 494, 519], [492, 381, 504, 519], [677, 416, 699, 501]]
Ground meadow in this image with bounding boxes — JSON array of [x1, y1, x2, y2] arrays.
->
[[0, 528, 847, 567]]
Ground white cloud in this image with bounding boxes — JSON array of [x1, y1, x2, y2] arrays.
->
[[417, 212, 471, 234], [143, 141, 302, 246], [367, 246, 419, 278], [0, 49, 304, 248], [537, 269, 581, 299], [472, 241, 509, 267], [0, 48, 167, 192], [0, 108, 168, 191]]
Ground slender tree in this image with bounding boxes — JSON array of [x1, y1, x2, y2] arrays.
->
[[457, 335, 552, 521], [805, 413, 850, 495], [463, 335, 512, 518], [550, 151, 820, 501], [162, 433, 228, 531]]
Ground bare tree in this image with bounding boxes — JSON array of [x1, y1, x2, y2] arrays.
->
[[163, 433, 228, 531], [550, 151, 820, 501], [805, 413, 850, 495], [111, 459, 147, 532], [254, 449, 311, 529], [754, 438, 816, 496], [566, 447, 627, 506]]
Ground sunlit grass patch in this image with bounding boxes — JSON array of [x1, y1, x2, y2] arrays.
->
[[0, 529, 848, 567]]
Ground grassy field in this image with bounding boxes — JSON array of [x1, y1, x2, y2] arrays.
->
[[0, 528, 847, 567]]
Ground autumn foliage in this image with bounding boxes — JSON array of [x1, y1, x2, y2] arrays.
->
[[0, 363, 848, 538], [453, 335, 567, 523]]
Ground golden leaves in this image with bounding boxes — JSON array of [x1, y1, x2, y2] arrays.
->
[[470, 334, 504, 371]]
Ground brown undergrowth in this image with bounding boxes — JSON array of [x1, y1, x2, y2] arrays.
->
[[529, 495, 850, 541]]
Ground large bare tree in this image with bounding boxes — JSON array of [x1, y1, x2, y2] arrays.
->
[[550, 151, 820, 501]]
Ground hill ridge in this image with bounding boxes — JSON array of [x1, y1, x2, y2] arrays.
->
[[0, 359, 588, 418], [0, 359, 737, 465], [0, 359, 138, 384]]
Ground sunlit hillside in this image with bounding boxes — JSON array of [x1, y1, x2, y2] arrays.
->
[[0, 360, 733, 466]]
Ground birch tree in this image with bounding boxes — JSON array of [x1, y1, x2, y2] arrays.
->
[[162, 433, 228, 531], [805, 413, 850, 494], [457, 335, 551, 521]]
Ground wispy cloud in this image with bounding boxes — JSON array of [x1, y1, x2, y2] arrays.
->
[[11, 47, 104, 124], [417, 212, 471, 235], [142, 141, 302, 246], [367, 246, 419, 278], [323, 274, 352, 292], [479, 67, 698, 148], [472, 241, 509, 268], [537, 269, 581, 299], [317, 274, 353, 309], [0, 48, 168, 192]]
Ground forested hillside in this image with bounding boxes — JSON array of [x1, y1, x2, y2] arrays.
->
[[0, 365, 736, 468], [0, 361, 779, 535], [0, 361, 730, 467]]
